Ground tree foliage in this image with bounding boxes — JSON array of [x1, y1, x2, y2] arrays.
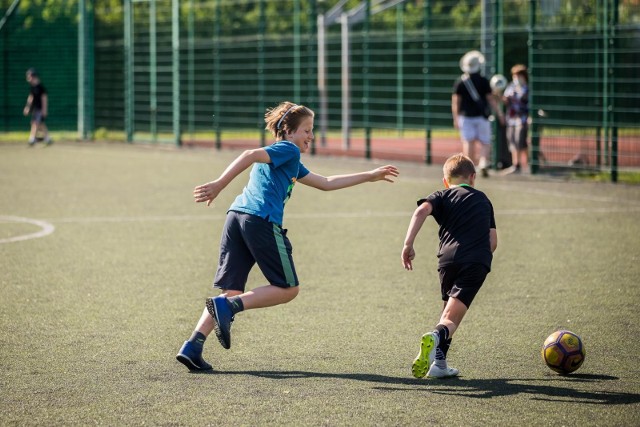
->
[[6, 0, 639, 36]]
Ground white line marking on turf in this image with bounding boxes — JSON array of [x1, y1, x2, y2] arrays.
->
[[0, 216, 56, 244]]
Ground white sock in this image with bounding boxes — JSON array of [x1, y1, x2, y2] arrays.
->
[[434, 348, 447, 369]]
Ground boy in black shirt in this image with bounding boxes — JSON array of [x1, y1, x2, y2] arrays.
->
[[402, 153, 497, 378], [23, 68, 51, 146]]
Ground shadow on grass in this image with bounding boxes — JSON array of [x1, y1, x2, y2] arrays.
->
[[194, 370, 639, 405]]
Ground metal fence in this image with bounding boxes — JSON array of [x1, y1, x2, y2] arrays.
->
[[1, 0, 639, 181]]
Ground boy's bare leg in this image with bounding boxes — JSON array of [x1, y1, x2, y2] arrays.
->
[[176, 290, 242, 371], [478, 143, 490, 170], [413, 297, 467, 378], [414, 297, 467, 378], [462, 139, 474, 160], [29, 121, 38, 143], [194, 290, 242, 335], [205, 285, 299, 351], [40, 123, 51, 144], [237, 285, 299, 310], [438, 297, 468, 337]]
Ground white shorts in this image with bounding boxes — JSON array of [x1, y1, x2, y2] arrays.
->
[[458, 116, 491, 145]]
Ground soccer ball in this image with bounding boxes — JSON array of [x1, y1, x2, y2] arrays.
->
[[542, 330, 586, 374], [490, 74, 508, 93]]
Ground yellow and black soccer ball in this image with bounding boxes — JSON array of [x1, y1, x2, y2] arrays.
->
[[542, 330, 586, 375]]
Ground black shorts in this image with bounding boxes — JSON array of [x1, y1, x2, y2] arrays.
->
[[213, 210, 299, 292], [438, 263, 489, 308]]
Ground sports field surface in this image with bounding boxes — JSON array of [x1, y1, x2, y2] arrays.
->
[[1, 141, 639, 426]]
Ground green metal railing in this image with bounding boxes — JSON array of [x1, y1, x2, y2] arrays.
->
[[1, 0, 638, 182]]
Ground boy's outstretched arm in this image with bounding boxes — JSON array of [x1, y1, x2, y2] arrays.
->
[[401, 202, 432, 271], [194, 148, 270, 206], [298, 165, 398, 191]]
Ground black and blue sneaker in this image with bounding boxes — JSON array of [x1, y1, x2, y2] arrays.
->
[[176, 340, 213, 371], [206, 296, 233, 350]]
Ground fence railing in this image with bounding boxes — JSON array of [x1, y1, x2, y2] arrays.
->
[[1, 0, 638, 181]]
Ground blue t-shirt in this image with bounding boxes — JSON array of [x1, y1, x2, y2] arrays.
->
[[229, 141, 310, 226]]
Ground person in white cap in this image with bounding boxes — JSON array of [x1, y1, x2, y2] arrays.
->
[[451, 51, 504, 177]]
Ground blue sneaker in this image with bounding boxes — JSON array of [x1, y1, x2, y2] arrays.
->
[[206, 296, 233, 350], [176, 341, 212, 371]]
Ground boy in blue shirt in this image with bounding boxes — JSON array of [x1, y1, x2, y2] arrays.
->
[[402, 153, 497, 378], [177, 101, 399, 371]]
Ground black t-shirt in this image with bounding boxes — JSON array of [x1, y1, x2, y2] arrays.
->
[[452, 73, 491, 118], [419, 185, 496, 270], [30, 83, 47, 110]]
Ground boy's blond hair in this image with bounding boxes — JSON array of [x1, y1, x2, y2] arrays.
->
[[443, 153, 476, 183]]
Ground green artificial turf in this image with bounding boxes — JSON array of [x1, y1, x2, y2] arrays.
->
[[1, 142, 639, 426]]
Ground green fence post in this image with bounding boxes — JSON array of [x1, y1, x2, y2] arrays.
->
[[610, 0, 618, 182], [124, 0, 133, 143], [491, 0, 503, 169], [150, 0, 157, 142], [258, 0, 266, 147], [396, 2, 404, 136], [172, 0, 181, 146], [78, 0, 94, 141], [293, 0, 301, 102], [423, 0, 432, 165], [528, 0, 538, 174], [1, 17, 5, 131], [364, 0, 371, 159], [307, 0, 317, 155], [596, 0, 602, 168], [214, 0, 221, 149], [188, 0, 195, 142], [602, 0, 610, 173]]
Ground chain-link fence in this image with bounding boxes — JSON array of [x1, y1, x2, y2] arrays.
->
[[0, 0, 79, 131], [1, 0, 639, 180]]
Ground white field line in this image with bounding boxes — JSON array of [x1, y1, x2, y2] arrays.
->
[[4, 206, 640, 226], [3, 205, 639, 244], [0, 216, 56, 244]]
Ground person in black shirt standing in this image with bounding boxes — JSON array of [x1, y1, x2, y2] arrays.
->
[[23, 68, 52, 146], [452, 51, 504, 177], [402, 153, 498, 378]]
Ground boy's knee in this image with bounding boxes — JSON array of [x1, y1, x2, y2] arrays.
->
[[223, 289, 243, 297], [284, 286, 299, 302]]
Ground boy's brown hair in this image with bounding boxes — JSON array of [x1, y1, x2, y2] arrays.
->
[[510, 64, 528, 81], [265, 101, 315, 140], [443, 153, 476, 183]]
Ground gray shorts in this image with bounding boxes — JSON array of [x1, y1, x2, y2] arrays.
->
[[507, 123, 528, 151], [213, 210, 299, 292], [458, 116, 491, 145], [31, 109, 45, 124]]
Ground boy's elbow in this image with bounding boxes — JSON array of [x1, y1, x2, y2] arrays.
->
[[316, 178, 334, 191]]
